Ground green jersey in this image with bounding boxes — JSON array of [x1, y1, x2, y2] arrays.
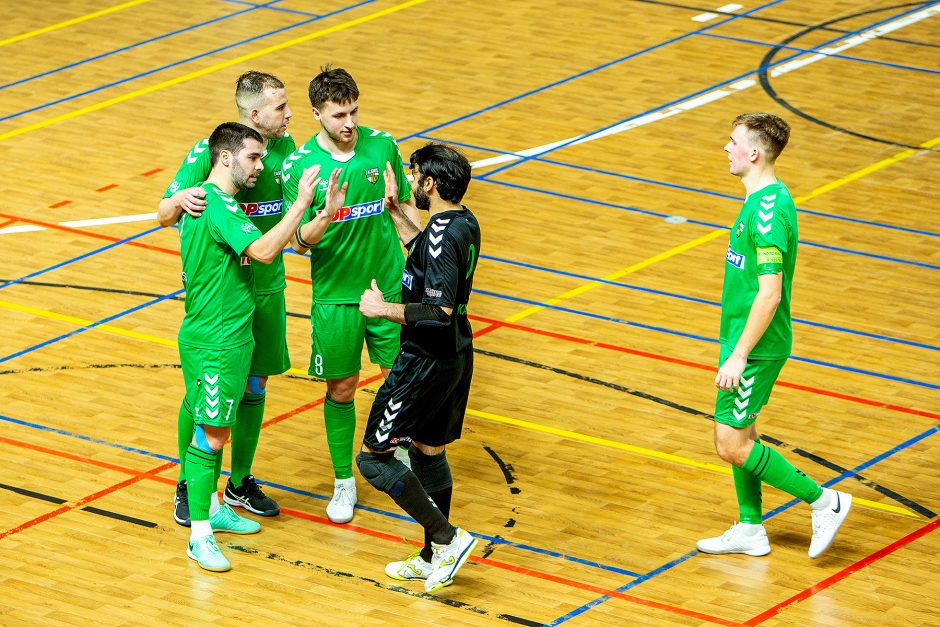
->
[[163, 134, 296, 294], [178, 183, 262, 349], [720, 180, 798, 360], [281, 125, 411, 304]]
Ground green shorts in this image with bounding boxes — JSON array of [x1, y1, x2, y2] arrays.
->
[[250, 290, 290, 376], [180, 341, 253, 427], [308, 301, 401, 379], [714, 345, 787, 427]]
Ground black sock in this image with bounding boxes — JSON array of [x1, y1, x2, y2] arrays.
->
[[421, 487, 453, 561], [389, 472, 455, 545]]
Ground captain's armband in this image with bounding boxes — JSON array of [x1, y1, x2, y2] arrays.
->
[[756, 246, 783, 274], [403, 303, 450, 327]]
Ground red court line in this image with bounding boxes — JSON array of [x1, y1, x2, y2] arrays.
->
[[140, 168, 164, 176], [96, 184, 119, 192], [0, 211, 178, 256], [263, 372, 385, 428], [0, 218, 17, 229], [745, 517, 940, 625], [49, 200, 72, 208], [469, 315, 940, 421], [0, 430, 735, 624], [0, 457, 176, 540]]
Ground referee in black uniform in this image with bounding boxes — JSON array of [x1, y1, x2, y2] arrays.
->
[[357, 142, 481, 594]]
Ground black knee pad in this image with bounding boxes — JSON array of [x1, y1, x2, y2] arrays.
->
[[356, 451, 411, 496], [408, 447, 453, 493]]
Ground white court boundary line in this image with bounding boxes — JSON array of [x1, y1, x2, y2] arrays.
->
[[3, 4, 937, 236]]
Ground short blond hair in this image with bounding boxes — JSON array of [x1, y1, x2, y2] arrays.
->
[[732, 113, 790, 162]]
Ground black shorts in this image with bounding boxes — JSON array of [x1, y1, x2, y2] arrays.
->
[[363, 348, 473, 451]]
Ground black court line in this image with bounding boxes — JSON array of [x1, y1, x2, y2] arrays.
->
[[758, 2, 938, 150], [632, 0, 940, 48], [472, 348, 936, 519], [0, 482, 158, 527], [225, 543, 542, 625], [5, 280, 932, 517]]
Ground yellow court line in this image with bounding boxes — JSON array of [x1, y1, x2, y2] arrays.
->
[[0, 298, 919, 517], [506, 228, 726, 323], [506, 134, 940, 325], [465, 408, 918, 518], [0, 0, 429, 143], [0, 0, 153, 48]]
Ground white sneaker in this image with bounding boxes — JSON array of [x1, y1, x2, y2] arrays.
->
[[385, 548, 433, 581], [696, 522, 771, 556], [326, 477, 357, 523], [425, 527, 478, 593], [809, 489, 852, 558]]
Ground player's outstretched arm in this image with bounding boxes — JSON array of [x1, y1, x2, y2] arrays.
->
[[247, 165, 322, 263], [384, 161, 421, 244], [291, 167, 346, 252], [157, 187, 206, 227]]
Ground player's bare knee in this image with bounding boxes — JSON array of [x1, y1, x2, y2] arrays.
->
[[326, 375, 358, 403], [356, 451, 410, 496], [193, 424, 227, 453]]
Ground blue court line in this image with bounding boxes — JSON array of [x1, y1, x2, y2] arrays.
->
[[696, 31, 940, 76], [477, 1, 940, 181], [398, 0, 789, 143], [473, 288, 940, 391], [0, 226, 163, 291], [549, 422, 940, 625], [481, 177, 940, 271], [480, 254, 940, 353], [0, 1, 284, 92], [221, 0, 321, 17], [418, 134, 940, 240], [0, 411, 640, 578], [0, 0, 377, 123], [0, 289, 184, 364]]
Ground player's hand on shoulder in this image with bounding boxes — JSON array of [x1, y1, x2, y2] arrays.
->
[[358, 279, 386, 318], [295, 165, 322, 208], [319, 167, 347, 220], [179, 187, 207, 216]]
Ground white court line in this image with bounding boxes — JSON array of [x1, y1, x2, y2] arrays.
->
[[692, 12, 718, 22], [3, 4, 937, 237], [471, 4, 940, 169]]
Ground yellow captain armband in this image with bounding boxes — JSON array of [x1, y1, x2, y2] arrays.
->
[[756, 246, 783, 274]]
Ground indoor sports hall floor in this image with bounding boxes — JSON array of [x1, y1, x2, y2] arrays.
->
[[0, 1, 937, 624]]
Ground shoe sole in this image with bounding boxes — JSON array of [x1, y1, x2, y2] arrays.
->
[[212, 525, 261, 535], [809, 493, 853, 558], [222, 493, 280, 517], [696, 544, 771, 557], [174, 513, 192, 528], [426, 536, 478, 593], [186, 548, 231, 572]]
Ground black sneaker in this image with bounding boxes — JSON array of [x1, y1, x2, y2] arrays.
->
[[173, 480, 191, 527], [223, 474, 280, 516]]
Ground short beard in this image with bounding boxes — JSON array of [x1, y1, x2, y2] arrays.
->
[[414, 186, 430, 211], [232, 161, 256, 190]]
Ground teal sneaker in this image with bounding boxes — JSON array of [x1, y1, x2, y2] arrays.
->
[[210, 504, 261, 535], [187, 534, 231, 572]]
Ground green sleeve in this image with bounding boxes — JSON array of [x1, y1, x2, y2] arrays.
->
[[207, 197, 262, 255], [162, 139, 210, 198]]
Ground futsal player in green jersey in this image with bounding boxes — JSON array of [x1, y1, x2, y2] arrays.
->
[[697, 113, 851, 559], [282, 66, 418, 524], [176, 122, 322, 571], [159, 72, 296, 525]]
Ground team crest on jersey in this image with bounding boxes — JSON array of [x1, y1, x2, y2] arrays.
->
[[240, 255, 251, 266], [736, 221, 744, 237], [402, 270, 413, 289], [274, 169, 283, 185], [364, 167, 380, 184]]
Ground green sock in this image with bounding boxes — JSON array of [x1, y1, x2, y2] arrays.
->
[[230, 392, 265, 485], [733, 464, 763, 523], [185, 444, 220, 522], [742, 441, 823, 504], [324, 396, 356, 480], [177, 400, 194, 481]]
